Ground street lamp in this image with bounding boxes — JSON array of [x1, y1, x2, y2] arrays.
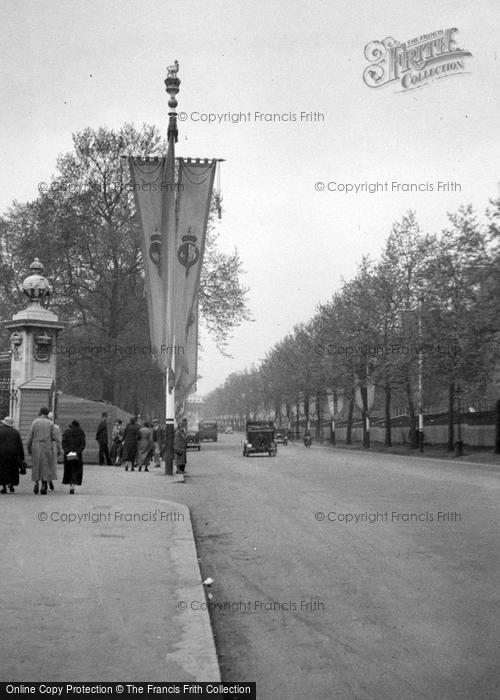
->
[[455, 385, 463, 456], [417, 295, 424, 453]]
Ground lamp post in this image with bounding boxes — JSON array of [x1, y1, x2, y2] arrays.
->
[[417, 295, 424, 453], [455, 385, 463, 456]]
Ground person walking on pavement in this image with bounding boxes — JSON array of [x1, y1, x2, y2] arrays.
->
[[96, 412, 112, 465], [61, 420, 86, 494], [137, 421, 153, 472], [0, 416, 25, 494], [110, 419, 124, 465], [27, 406, 57, 494], [47, 411, 62, 492], [174, 419, 188, 475], [151, 418, 161, 468], [122, 416, 141, 471]]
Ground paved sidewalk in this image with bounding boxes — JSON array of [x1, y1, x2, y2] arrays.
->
[[0, 467, 220, 682]]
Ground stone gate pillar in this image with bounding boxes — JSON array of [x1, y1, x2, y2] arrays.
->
[[3, 258, 64, 440]]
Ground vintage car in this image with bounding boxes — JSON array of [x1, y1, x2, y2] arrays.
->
[[242, 420, 277, 457], [186, 427, 201, 451], [199, 419, 218, 442], [274, 428, 288, 446]]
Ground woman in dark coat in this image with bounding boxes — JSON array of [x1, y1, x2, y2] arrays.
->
[[0, 416, 24, 494], [174, 421, 188, 475], [122, 417, 141, 471], [61, 420, 86, 494], [137, 422, 153, 472]]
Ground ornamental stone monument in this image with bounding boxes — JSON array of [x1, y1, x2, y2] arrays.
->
[[3, 258, 64, 439]]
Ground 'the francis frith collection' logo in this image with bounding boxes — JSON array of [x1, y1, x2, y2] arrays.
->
[[363, 28, 472, 91], [177, 227, 200, 277]]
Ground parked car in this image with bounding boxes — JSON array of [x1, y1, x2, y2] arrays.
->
[[243, 420, 277, 457], [224, 426, 234, 434]]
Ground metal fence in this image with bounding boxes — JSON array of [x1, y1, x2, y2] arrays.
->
[[0, 350, 12, 417]]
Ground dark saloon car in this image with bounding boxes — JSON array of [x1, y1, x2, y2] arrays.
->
[[242, 420, 277, 457]]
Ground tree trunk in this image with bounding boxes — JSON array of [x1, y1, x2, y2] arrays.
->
[[315, 393, 321, 440], [346, 395, 354, 445], [295, 397, 300, 439], [406, 378, 417, 448], [448, 382, 455, 451], [384, 384, 392, 447], [495, 399, 500, 454], [275, 402, 281, 425], [102, 373, 115, 404]]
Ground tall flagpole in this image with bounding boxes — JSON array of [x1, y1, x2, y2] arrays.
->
[[163, 61, 180, 476]]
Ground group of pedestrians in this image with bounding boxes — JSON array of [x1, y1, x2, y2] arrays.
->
[[0, 407, 85, 495], [97, 413, 188, 475], [121, 417, 164, 472], [0, 408, 189, 494]]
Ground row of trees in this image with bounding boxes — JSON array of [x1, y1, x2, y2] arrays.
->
[[205, 203, 500, 449], [0, 125, 250, 416]]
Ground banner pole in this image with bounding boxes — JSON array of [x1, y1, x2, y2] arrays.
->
[[162, 61, 181, 476], [164, 355, 175, 476]]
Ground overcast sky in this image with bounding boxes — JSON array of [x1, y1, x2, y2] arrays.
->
[[1, 0, 498, 396]]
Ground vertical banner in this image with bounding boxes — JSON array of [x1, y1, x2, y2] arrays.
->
[[129, 154, 216, 404], [128, 156, 167, 365], [173, 158, 217, 400]]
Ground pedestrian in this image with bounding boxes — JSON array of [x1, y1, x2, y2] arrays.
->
[[110, 419, 124, 465], [174, 419, 188, 475], [137, 421, 153, 472], [61, 420, 86, 494], [27, 406, 57, 494], [47, 411, 62, 491], [0, 416, 25, 494], [151, 418, 161, 468], [96, 411, 112, 465], [122, 416, 141, 471]]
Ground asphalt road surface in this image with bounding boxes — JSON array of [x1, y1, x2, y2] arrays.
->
[[180, 433, 499, 700], [22, 435, 497, 698]]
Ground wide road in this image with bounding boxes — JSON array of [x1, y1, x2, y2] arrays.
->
[[181, 433, 499, 700]]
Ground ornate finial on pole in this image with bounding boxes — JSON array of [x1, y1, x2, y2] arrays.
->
[[164, 60, 181, 143]]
